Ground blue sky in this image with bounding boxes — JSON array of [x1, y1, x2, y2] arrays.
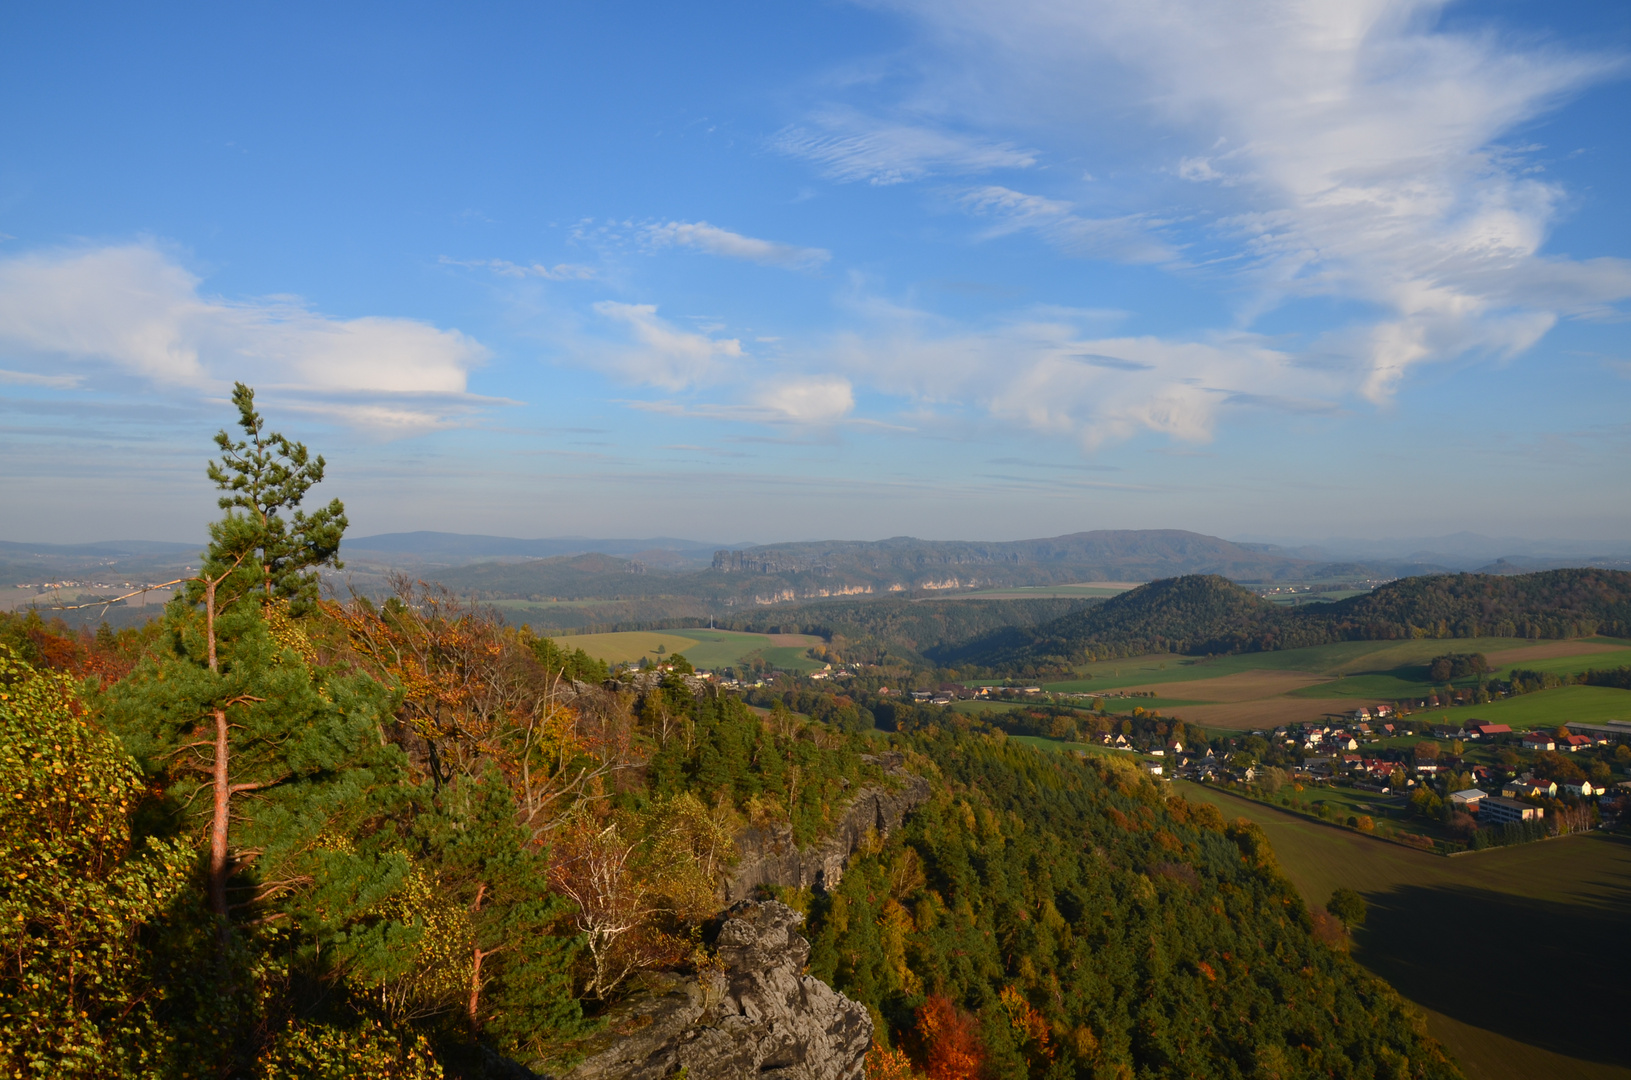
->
[[2, 1, 1628, 545]]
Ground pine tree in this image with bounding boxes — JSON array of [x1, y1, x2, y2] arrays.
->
[[204, 381, 347, 615], [96, 391, 416, 1070]]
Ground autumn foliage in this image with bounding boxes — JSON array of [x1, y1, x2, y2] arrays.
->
[[915, 995, 986, 1080]]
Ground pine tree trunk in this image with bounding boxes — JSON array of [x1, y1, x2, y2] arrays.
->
[[210, 707, 230, 921], [204, 575, 231, 932], [468, 883, 489, 1026], [468, 947, 487, 1026]]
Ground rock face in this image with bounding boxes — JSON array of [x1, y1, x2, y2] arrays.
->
[[726, 757, 931, 903], [560, 902, 871, 1080]]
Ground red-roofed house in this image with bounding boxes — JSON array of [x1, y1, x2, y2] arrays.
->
[[1560, 735, 1593, 752], [1467, 722, 1511, 738], [1521, 732, 1556, 752]]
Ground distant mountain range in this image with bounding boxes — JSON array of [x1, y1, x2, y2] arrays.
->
[[423, 529, 1420, 613], [7, 529, 1629, 624]]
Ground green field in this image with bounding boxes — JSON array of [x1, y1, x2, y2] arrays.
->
[[554, 628, 825, 673], [1489, 646, 1631, 677], [1405, 683, 1631, 731], [1178, 782, 1631, 1080], [1045, 637, 1631, 695]]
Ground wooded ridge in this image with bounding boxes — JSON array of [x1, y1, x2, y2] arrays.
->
[[951, 570, 1631, 671]]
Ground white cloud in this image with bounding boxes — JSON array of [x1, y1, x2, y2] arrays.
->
[[824, 297, 1336, 445], [754, 376, 855, 422], [643, 221, 830, 269], [772, 106, 1037, 184], [439, 256, 597, 280], [590, 301, 744, 390], [854, 0, 1631, 399], [572, 304, 852, 425], [959, 185, 1176, 263], [0, 368, 83, 389], [0, 243, 491, 433]]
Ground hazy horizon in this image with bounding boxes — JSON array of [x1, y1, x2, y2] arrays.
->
[[6, 527, 1631, 562]]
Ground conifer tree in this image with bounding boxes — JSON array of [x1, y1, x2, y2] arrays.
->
[[204, 381, 347, 615], [100, 391, 406, 1041]]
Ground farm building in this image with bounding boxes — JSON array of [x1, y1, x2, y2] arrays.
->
[[1480, 796, 1544, 825], [1521, 732, 1556, 751], [1566, 720, 1631, 742]]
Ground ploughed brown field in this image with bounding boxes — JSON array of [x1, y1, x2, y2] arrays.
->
[[1153, 696, 1364, 729], [1047, 636, 1631, 730]]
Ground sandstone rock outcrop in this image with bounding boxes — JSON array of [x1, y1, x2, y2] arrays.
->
[[559, 902, 871, 1080], [726, 755, 931, 903]]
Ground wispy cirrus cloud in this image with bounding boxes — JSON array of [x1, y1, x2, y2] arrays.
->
[[865, 0, 1631, 400], [643, 221, 830, 269], [0, 243, 493, 433], [439, 255, 597, 280], [958, 185, 1177, 264], [820, 295, 1336, 445], [772, 106, 1037, 185], [623, 375, 856, 426], [0, 368, 84, 389]]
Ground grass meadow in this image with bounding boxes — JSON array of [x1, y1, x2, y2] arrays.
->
[[1177, 781, 1631, 1080], [1410, 683, 1631, 731]]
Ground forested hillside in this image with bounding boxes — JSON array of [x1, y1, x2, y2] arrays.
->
[[806, 732, 1457, 1079], [958, 571, 1631, 671], [0, 387, 1465, 1078]]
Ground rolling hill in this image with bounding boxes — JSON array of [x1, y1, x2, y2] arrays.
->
[[950, 569, 1631, 670]]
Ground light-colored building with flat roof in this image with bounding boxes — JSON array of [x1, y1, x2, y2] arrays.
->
[[1480, 796, 1543, 825]]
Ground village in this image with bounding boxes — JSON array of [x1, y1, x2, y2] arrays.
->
[[1085, 705, 1631, 851]]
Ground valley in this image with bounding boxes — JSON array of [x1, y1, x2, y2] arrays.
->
[[1031, 636, 1631, 731], [1177, 782, 1631, 1080], [549, 627, 826, 673]]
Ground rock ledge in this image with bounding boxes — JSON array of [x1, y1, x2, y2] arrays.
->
[[559, 901, 871, 1080]]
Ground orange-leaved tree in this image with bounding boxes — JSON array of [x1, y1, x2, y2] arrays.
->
[[915, 995, 986, 1080]]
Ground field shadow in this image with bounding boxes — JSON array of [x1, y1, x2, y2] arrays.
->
[[1358, 876, 1631, 1068]]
